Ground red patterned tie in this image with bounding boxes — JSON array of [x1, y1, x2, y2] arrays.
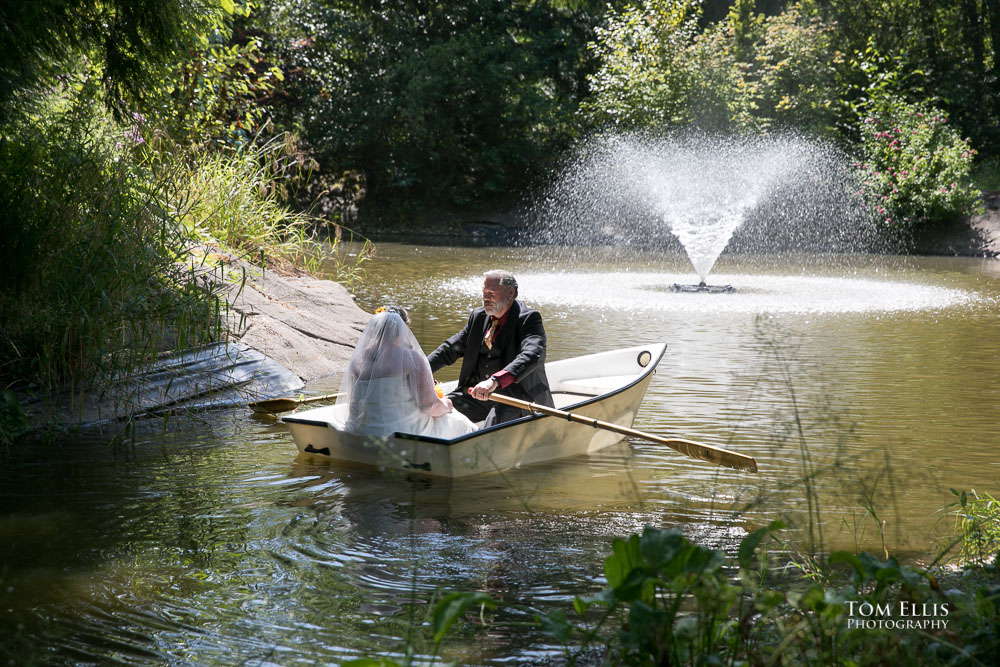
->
[[483, 317, 498, 349]]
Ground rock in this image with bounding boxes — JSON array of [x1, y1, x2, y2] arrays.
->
[[20, 250, 370, 429], [907, 191, 1000, 257], [221, 265, 370, 382], [21, 342, 305, 427]]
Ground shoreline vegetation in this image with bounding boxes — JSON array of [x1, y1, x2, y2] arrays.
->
[[397, 496, 1000, 666]]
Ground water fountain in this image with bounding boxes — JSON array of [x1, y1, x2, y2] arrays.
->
[[535, 131, 884, 292]]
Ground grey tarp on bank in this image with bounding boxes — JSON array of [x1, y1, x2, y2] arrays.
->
[[24, 342, 304, 428]]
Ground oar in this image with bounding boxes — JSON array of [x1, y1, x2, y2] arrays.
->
[[249, 392, 343, 414], [488, 393, 758, 473]]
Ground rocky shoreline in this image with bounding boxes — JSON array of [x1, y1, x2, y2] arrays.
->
[[906, 191, 1000, 257]]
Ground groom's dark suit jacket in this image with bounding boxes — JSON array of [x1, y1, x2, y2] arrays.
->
[[427, 300, 554, 408]]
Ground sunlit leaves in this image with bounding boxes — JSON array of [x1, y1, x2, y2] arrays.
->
[[855, 96, 981, 228], [581, 0, 701, 131]]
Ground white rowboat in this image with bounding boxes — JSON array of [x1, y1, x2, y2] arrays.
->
[[283, 343, 666, 478]]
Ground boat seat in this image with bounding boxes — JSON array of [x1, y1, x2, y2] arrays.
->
[[555, 374, 639, 397]]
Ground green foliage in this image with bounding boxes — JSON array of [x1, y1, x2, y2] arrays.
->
[[144, 7, 285, 149], [273, 0, 607, 212], [539, 522, 785, 665], [168, 137, 322, 273], [432, 591, 495, 646], [0, 391, 31, 448], [750, 5, 843, 136], [948, 488, 1000, 566], [0, 81, 368, 404], [584, 2, 843, 136], [822, 0, 1000, 152], [0, 0, 226, 122], [855, 97, 982, 228], [0, 93, 221, 394], [535, 519, 1000, 665], [581, 0, 701, 131], [972, 156, 1000, 192]]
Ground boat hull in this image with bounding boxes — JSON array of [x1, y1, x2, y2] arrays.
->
[[283, 344, 665, 477]]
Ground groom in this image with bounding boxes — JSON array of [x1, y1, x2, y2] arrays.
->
[[428, 269, 554, 427]]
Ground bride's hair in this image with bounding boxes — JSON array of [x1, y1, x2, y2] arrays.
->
[[374, 304, 410, 325]]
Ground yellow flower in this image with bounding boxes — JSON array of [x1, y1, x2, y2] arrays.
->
[[434, 382, 444, 398], [374, 306, 388, 314]]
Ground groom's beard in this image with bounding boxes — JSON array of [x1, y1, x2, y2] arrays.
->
[[484, 295, 512, 317]]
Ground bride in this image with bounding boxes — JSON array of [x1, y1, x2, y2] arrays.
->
[[335, 307, 477, 438]]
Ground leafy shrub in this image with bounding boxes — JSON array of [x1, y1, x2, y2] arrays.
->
[[537, 521, 1000, 665], [948, 489, 1000, 567], [538, 522, 786, 665], [584, 2, 843, 137], [0, 85, 368, 406], [143, 5, 284, 150], [855, 97, 982, 227]]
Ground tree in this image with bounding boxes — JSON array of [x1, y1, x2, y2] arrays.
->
[[580, 0, 702, 131], [583, 1, 842, 137], [819, 0, 1000, 156], [262, 0, 612, 214], [0, 0, 227, 123]]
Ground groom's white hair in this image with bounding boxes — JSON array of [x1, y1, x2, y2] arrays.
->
[[483, 269, 518, 298]]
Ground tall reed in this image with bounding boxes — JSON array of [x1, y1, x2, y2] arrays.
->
[[0, 90, 370, 440], [0, 94, 218, 399]]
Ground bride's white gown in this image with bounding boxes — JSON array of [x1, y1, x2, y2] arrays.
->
[[342, 377, 476, 438], [335, 311, 477, 439]]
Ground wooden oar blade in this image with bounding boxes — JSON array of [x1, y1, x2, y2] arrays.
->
[[250, 398, 300, 414], [248, 392, 343, 414], [663, 438, 758, 473]]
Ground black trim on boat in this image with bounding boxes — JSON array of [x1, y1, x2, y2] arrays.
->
[[284, 417, 336, 428]]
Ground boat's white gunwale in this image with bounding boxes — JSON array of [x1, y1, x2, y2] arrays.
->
[[283, 344, 666, 446]]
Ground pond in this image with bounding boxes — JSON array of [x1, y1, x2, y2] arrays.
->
[[2, 242, 999, 664]]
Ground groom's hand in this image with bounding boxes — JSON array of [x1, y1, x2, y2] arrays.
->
[[470, 377, 498, 401]]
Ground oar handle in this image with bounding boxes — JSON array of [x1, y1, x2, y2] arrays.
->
[[489, 392, 758, 473], [297, 393, 343, 406]]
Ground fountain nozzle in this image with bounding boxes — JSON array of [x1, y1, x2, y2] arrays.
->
[[670, 282, 735, 294]]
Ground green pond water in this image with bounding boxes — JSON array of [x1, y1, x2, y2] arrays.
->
[[2, 243, 999, 664]]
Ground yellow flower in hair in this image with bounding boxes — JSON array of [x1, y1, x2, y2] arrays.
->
[[374, 306, 388, 314]]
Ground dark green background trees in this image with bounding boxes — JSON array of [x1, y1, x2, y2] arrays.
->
[[5, 0, 997, 227], [241, 0, 998, 221], [258, 0, 613, 212]]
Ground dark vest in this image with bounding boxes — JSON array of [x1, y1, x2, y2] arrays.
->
[[474, 338, 505, 383]]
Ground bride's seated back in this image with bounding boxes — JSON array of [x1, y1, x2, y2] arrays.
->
[[337, 308, 476, 438]]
